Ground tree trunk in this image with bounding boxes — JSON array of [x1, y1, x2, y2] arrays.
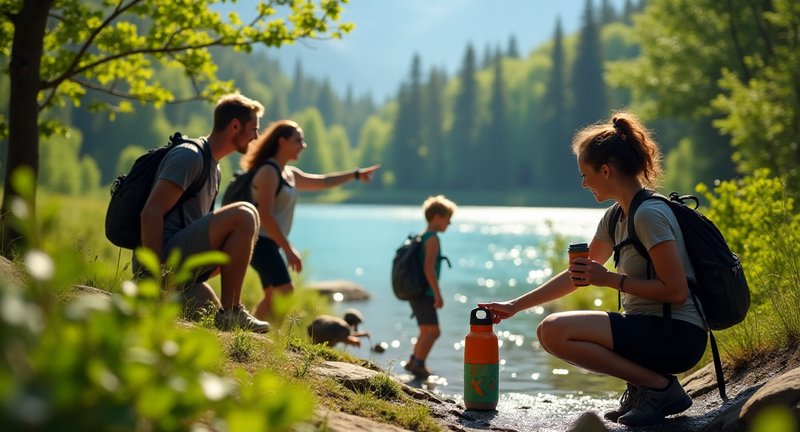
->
[[1, 0, 53, 256]]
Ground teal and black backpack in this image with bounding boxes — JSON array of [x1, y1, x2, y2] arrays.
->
[[391, 233, 451, 301]]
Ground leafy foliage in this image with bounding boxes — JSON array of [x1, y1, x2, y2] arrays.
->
[[698, 170, 800, 361], [0, 170, 315, 431], [0, 0, 353, 253], [712, 0, 800, 191]]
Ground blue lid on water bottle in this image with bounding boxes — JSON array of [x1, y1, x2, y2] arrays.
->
[[470, 307, 493, 325]]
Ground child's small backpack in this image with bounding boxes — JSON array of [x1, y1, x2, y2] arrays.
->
[[391, 234, 451, 301], [221, 160, 287, 206], [105, 133, 210, 249], [391, 235, 426, 300], [609, 189, 751, 400]]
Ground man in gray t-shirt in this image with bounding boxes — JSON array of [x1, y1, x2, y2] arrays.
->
[[139, 93, 270, 333]]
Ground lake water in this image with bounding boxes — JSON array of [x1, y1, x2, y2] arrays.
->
[[291, 203, 622, 398]]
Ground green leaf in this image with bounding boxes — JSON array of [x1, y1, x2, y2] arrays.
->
[[134, 248, 161, 281], [174, 251, 229, 284]]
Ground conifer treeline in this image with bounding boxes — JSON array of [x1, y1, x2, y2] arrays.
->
[[383, 0, 645, 192], [29, 0, 646, 203]]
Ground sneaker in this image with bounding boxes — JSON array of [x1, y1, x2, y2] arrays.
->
[[617, 376, 692, 427], [603, 383, 639, 422], [214, 304, 270, 333], [403, 359, 431, 379]]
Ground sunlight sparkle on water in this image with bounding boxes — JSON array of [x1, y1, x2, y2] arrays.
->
[[553, 368, 569, 375], [531, 373, 540, 380], [508, 278, 518, 287], [455, 294, 468, 303], [355, 267, 363, 275], [527, 269, 550, 284], [391, 340, 400, 348], [332, 292, 344, 302]]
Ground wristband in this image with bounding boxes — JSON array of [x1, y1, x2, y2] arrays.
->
[[354, 168, 360, 180]]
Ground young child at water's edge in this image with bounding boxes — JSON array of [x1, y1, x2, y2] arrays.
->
[[404, 195, 457, 379]]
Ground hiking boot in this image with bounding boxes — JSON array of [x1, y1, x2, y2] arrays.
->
[[603, 383, 639, 422], [618, 376, 692, 427], [404, 359, 431, 379], [214, 304, 270, 333]]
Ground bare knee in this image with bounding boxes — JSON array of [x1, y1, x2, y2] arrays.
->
[[537, 315, 565, 354], [420, 325, 441, 339], [271, 283, 293, 295], [234, 202, 259, 232], [220, 202, 258, 235]]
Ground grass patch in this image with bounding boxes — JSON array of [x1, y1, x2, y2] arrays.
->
[[315, 375, 441, 432]]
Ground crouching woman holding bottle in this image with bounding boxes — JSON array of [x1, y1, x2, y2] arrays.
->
[[479, 112, 707, 427]]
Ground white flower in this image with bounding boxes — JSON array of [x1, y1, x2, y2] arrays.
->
[[24, 250, 54, 281]]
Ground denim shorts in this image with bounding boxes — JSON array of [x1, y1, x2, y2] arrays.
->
[[608, 312, 707, 375], [250, 236, 291, 288]]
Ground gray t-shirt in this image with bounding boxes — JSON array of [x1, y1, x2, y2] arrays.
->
[[595, 199, 705, 329], [156, 140, 221, 243]]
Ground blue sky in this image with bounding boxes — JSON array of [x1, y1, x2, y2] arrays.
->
[[224, 0, 628, 102]]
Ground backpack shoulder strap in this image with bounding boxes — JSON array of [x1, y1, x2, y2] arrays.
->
[[624, 188, 658, 265], [609, 203, 625, 268], [626, 189, 677, 335], [263, 160, 290, 196], [169, 133, 214, 210]]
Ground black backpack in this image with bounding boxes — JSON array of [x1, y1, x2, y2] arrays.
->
[[221, 160, 287, 206], [105, 133, 211, 249], [391, 233, 451, 301], [609, 189, 750, 399]]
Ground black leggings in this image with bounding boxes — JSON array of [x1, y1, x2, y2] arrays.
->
[[608, 312, 707, 375]]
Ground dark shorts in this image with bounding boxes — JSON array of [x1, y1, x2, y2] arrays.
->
[[409, 295, 438, 326], [250, 236, 291, 288], [608, 312, 707, 375]]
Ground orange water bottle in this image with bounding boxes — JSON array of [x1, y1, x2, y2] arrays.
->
[[464, 307, 499, 410]]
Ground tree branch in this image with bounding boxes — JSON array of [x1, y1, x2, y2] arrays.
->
[[40, 1, 340, 90], [38, 87, 58, 112], [43, 0, 144, 90], [69, 76, 206, 104]]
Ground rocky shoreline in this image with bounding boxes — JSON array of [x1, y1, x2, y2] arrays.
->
[[311, 346, 800, 432]]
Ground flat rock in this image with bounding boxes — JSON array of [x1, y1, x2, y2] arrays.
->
[[739, 366, 800, 427], [314, 408, 411, 432], [0, 255, 26, 286], [306, 279, 371, 301]]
